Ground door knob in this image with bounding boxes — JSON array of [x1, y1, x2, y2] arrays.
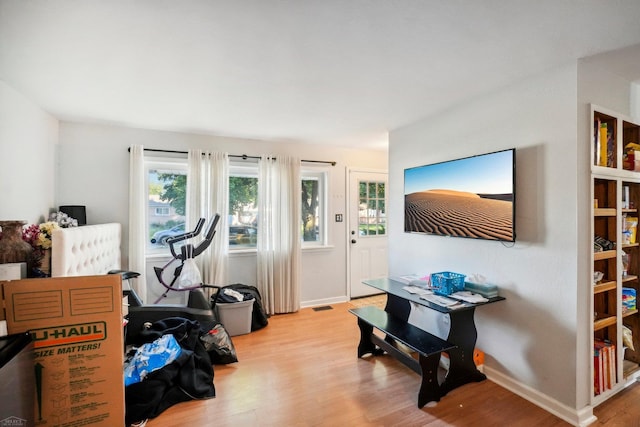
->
[[351, 239, 357, 244]]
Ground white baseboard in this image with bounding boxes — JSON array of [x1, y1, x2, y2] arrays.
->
[[484, 366, 597, 427], [301, 296, 349, 309]]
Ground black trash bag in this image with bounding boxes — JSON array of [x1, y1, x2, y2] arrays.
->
[[125, 317, 215, 425], [200, 322, 238, 364], [213, 284, 269, 331]]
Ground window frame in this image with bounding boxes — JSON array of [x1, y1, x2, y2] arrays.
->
[[228, 162, 259, 252], [358, 179, 386, 237], [301, 167, 329, 248], [141, 157, 333, 255], [145, 157, 188, 257]]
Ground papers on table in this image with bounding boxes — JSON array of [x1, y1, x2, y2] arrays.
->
[[402, 285, 489, 309], [403, 285, 464, 308], [419, 294, 465, 309], [392, 274, 430, 287], [402, 285, 433, 296], [449, 291, 489, 304]]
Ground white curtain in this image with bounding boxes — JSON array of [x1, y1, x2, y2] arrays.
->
[[186, 149, 229, 294], [128, 144, 147, 303], [257, 155, 301, 314]]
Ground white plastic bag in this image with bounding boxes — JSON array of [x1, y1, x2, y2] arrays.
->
[[222, 288, 244, 302], [177, 258, 202, 289]]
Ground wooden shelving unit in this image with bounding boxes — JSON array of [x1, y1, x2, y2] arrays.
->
[[594, 250, 616, 261], [594, 280, 617, 294], [594, 315, 617, 331], [595, 208, 617, 217], [623, 359, 640, 378], [591, 105, 640, 405]]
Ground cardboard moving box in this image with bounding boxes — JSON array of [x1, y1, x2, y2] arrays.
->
[[0, 275, 124, 426]]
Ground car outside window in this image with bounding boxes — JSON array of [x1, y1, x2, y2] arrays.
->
[[146, 159, 187, 254], [143, 159, 330, 254], [150, 223, 185, 246]]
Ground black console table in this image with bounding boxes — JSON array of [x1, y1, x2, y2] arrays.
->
[[357, 278, 505, 402]]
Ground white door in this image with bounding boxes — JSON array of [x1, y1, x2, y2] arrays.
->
[[348, 169, 388, 298]]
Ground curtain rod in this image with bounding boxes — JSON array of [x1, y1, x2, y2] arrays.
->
[[127, 147, 336, 166]]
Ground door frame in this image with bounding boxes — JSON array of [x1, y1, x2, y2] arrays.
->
[[346, 167, 389, 299]]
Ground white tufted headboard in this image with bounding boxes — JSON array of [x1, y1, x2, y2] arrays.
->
[[51, 223, 122, 277]]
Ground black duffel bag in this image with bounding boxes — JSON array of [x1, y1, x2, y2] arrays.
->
[[125, 317, 216, 425]]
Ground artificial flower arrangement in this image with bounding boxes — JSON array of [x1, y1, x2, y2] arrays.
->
[[21, 211, 79, 274], [48, 211, 79, 228]]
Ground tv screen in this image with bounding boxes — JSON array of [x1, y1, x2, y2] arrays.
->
[[404, 148, 516, 242]]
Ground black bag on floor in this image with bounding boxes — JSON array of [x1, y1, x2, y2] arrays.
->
[[125, 317, 215, 425], [200, 322, 238, 364], [214, 284, 269, 331]]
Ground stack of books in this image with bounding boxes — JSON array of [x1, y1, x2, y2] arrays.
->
[[594, 339, 616, 395]]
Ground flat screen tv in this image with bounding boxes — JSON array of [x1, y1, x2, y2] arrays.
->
[[404, 148, 516, 242]]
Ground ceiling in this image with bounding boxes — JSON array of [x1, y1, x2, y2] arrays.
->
[[2, 1, 640, 151]]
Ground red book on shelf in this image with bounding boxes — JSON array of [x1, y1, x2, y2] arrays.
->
[[594, 340, 611, 393], [594, 349, 601, 395], [604, 345, 610, 390]]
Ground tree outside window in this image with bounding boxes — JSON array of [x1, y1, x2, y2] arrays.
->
[[145, 162, 329, 251], [302, 178, 319, 242], [359, 180, 386, 236], [147, 167, 187, 250], [229, 175, 258, 247]]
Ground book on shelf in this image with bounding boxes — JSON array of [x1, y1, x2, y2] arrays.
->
[[594, 339, 616, 395], [593, 349, 602, 396], [602, 346, 611, 390], [594, 119, 615, 168], [606, 125, 615, 168], [610, 344, 616, 386], [594, 347, 602, 395], [595, 117, 602, 166]]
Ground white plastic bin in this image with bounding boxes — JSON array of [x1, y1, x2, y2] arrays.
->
[[216, 299, 254, 336]]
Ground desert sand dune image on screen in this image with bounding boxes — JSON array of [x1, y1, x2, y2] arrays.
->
[[405, 189, 513, 241]]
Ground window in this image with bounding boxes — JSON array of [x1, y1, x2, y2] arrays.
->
[[229, 164, 258, 249], [301, 170, 327, 246], [227, 164, 329, 250], [142, 158, 330, 253], [359, 180, 386, 236], [146, 159, 187, 253]]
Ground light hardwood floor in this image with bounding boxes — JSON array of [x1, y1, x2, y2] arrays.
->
[[145, 297, 640, 427]]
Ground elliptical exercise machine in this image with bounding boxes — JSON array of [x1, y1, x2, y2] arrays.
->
[[152, 215, 220, 304], [124, 215, 221, 343]]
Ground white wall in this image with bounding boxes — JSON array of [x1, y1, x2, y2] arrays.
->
[[633, 83, 640, 119], [389, 64, 580, 410], [0, 80, 58, 224], [56, 122, 387, 306]]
